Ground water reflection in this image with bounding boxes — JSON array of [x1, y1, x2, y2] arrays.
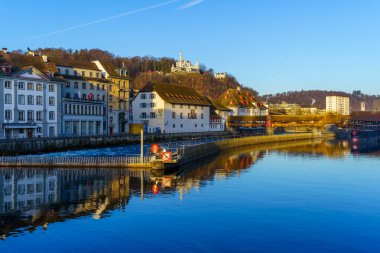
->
[[1, 139, 380, 239]]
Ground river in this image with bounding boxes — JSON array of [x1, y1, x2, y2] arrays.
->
[[0, 139, 379, 252]]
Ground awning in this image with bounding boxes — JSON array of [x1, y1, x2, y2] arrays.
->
[[3, 123, 38, 129]]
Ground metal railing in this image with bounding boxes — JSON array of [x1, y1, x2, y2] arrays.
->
[[0, 155, 150, 167]]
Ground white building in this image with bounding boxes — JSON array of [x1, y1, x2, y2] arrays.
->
[[132, 83, 212, 133], [360, 101, 366, 112], [217, 87, 268, 117], [207, 97, 233, 131], [0, 67, 62, 139], [214, 72, 228, 80], [326, 96, 350, 115], [171, 52, 200, 73], [56, 64, 108, 136]]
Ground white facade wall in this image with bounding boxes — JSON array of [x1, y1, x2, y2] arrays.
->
[[132, 91, 211, 133], [57, 66, 108, 136], [0, 73, 60, 139]]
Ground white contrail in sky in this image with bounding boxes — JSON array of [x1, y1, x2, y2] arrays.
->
[[178, 0, 205, 10], [7, 0, 179, 46]]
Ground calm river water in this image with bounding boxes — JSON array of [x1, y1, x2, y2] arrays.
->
[[1, 139, 380, 253]]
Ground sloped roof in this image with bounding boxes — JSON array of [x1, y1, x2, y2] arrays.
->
[[217, 88, 258, 108], [0, 52, 57, 73], [206, 96, 233, 111], [51, 57, 99, 70], [140, 82, 212, 106], [351, 111, 380, 121]]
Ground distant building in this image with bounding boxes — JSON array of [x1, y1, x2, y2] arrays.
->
[[214, 72, 228, 80], [373, 100, 380, 112], [171, 52, 200, 73], [326, 96, 350, 115], [360, 101, 366, 112], [217, 87, 268, 116], [131, 82, 212, 133]]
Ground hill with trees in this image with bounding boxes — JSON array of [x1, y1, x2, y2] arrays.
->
[[22, 47, 257, 99]]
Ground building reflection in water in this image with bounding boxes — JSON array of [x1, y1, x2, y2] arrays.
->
[[0, 139, 378, 239]]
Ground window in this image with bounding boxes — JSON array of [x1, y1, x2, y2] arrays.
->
[[141, 94, 146, 99], [181, 124, 183, 128], [82, 71, 85, 77], [5, 110, 12, 120], [27, 83, 34, 90], [18, 95, 25, 105], [5, 81, 12, 89], [141, 113, 147, 119], [37, 127, 42, 133], [109, 95, 113, 102], [150, 112, 156, 118], [102, 85, 105, 90], [108, 85, 112, 91], [36, 96, 43, 105], [65, 69, 69, 75], [90, 83, 94, 89], [180, 113, 184, 119], [172, 104, 176, 109], [172, 112, 176, 119], [97, 84, 100, 90], [65, 93, 70, 99], [27, 111, 34, 121], [195, 124, 197, 128], [141, 103, 147, 108], [48, 84, 55, 92], [36, 83, 42, 91], [74, 70, 77, 76], [5, 94, 12, 104], [82, 94, 87, 100], [27, 95, 34, 105], [18, 111, 25, 121], [18, 82, 25, 89], [65, 82, 70, 88], [49, 97, 55, 106], [150, 103, 156, 108], [74, 82, 79, 88], [201, 113, 204, 119], [49, 111, 55, 120], [36, 111, 43, 121], [150, 93, 155, 99], [173, 124, 176, 128], [109, 106, 113, 112], [82, 82, 86, 89]]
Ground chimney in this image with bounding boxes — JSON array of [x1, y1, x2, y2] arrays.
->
[[1, 48, 7, 54], [42, 55, 48, 63]]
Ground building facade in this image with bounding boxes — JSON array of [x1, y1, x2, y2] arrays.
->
[[56, 65, 108, 136], [217, 87, 268, 117], [0, 67, 62, 139], [326, 96, 350, 115], [93, 61, 131, 134], [132, 83, 212, 133]]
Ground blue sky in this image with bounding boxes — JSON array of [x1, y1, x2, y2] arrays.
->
[[1, 0, 380, 95]]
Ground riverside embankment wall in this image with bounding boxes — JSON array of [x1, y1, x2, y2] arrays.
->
[[180, 132, 324, 165], [0, 131, 229, 155]]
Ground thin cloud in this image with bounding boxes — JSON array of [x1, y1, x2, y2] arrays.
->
[[178, 0, 205, 10], [7, 0, 179, 46]]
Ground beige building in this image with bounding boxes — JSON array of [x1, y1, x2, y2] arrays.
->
[[326, 96, 350, 115]]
